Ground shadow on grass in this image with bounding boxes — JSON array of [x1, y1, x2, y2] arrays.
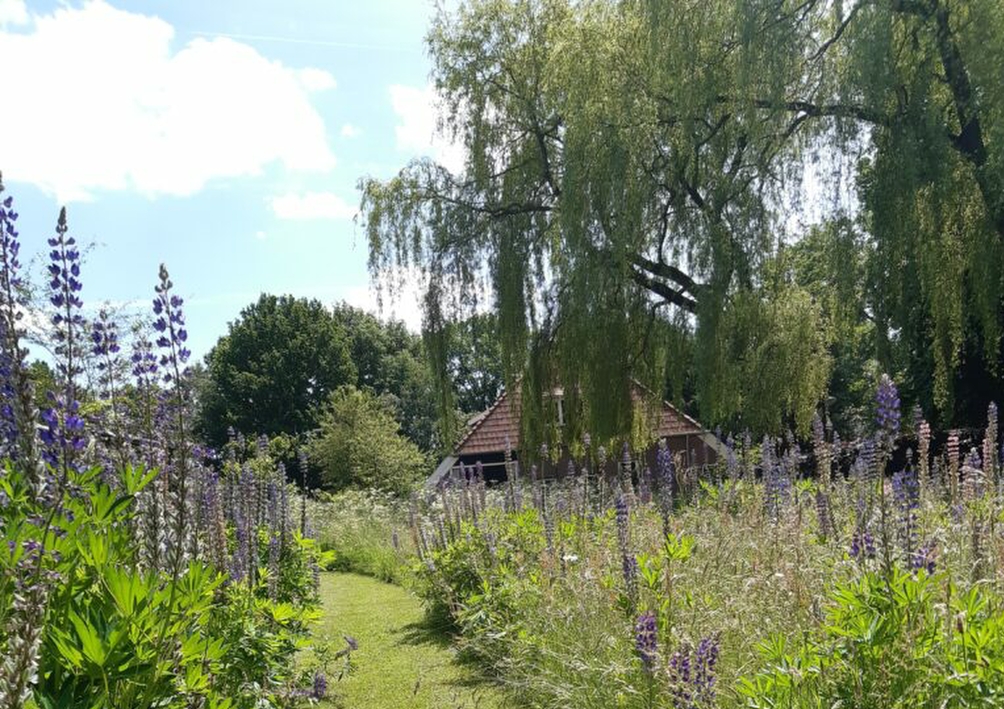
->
[[395, 612, 509, 698], [398, 611, 456, 649]]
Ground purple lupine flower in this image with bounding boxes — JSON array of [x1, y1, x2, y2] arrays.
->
[[41, 209, 87, 473], [815, 489, 833, 540], [0, 318, 18, 454], [812, 414, 832, 486], [634, 611, 657, 672], [694, 635, 720, 705], [239, 464, 258, 583], [656, 439, 674, 526], [911, 542, 937, 575], [203, 470, 227, 570], [311, 671, 327, 700], [47, 208, 84, 382], [875, 374, 900, 447], [621, 553, 638, 601], [152, 264, 190, 382], [892, 469, 919, 560], [267, 534, 280, 600], [762, 437, 790, 521], [298, 449, 309, 535], [131, 332, 159, 385], [639, 467, 652, 505], [91, 310, 122, 401], [620, 442, 635, 497], [850, 485, 875, 562], [278, 469, 290, 553], [724, 435, 739, 480], [917, 419, 931, 482], [850, 529, 876, 561], [668, 649, 692, 708], [0, 186, 38, 466], [231, 504, 249, 584], [962, 447, 985, 499], [0, 578, 48, 707]]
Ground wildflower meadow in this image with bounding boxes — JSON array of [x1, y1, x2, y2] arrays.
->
[[318, 380, 1004, 709], [4, 0, 1004, 707]]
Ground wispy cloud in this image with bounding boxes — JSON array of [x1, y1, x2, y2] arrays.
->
[[269, 191, 357, 221], [189, 29, 412, 52]]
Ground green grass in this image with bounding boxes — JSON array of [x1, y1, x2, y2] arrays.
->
[[315, 573, 507, 709]]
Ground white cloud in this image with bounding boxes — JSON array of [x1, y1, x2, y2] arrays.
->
[[297, 67, 336, 92], [0, 1, 337, 202], [0, 0, 26, 26], [255, 230, 267, 240], [389, 83, 465, 173], [340, 123, 361, 138], [343, 283, 424, 333], [0, 0, 27, 27], [269, 191, 356, 220]]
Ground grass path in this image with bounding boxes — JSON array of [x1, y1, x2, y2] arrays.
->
[[315, 573, 506, 709]]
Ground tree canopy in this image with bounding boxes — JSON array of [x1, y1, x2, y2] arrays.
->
[[197, 294, 356, 445], [361, 0, 1004, 440], [198, 297, 504, 459]]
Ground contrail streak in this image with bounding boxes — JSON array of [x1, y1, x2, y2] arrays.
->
[[189, 29, 414, 52]]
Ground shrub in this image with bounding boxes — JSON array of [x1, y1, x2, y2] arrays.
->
[[309, 385, 426, 495]]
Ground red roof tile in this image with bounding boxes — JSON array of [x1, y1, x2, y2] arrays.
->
[[455, 382, 706, 456]]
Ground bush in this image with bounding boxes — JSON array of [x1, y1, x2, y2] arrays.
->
[[309, 385, 427, 495]]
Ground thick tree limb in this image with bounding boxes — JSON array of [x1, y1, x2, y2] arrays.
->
[[749, 98, 892, 127], [929, 4, 1004, 239], [629, 266, 698, 313], [629, 254, 701, 296]]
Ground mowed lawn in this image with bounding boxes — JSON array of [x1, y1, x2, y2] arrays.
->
[[316, 573, 507, 709]]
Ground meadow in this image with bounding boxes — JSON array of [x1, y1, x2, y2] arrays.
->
[[316, 384, 1004, 709]]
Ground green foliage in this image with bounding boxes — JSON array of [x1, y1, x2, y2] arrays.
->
[[740, 570, 1004, 708], [0, 464, 225, 708], [332, 302, 445, 453], [445, 312, 504, 415], [208, 582, 321, 709], [361, 0, 1004, 435], [0, 459, 327, 709], [198, 298, 473, 458], [198, 294, 356, 446], [696, 286, 832, 435], [309, 386, 427, 495]]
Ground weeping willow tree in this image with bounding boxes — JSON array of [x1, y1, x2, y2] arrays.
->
[[361, 0, 1004, 445]]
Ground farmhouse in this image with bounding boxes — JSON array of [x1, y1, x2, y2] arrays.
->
[[429, 381, 723, 486]]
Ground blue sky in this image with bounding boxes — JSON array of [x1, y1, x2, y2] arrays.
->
[[0, 0, 456, 360]]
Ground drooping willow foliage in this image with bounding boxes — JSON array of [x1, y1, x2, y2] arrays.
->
[[361, 0, 1004, 444]]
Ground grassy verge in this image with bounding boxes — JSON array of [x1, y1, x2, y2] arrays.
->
[[316, 572, 507, 709]]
